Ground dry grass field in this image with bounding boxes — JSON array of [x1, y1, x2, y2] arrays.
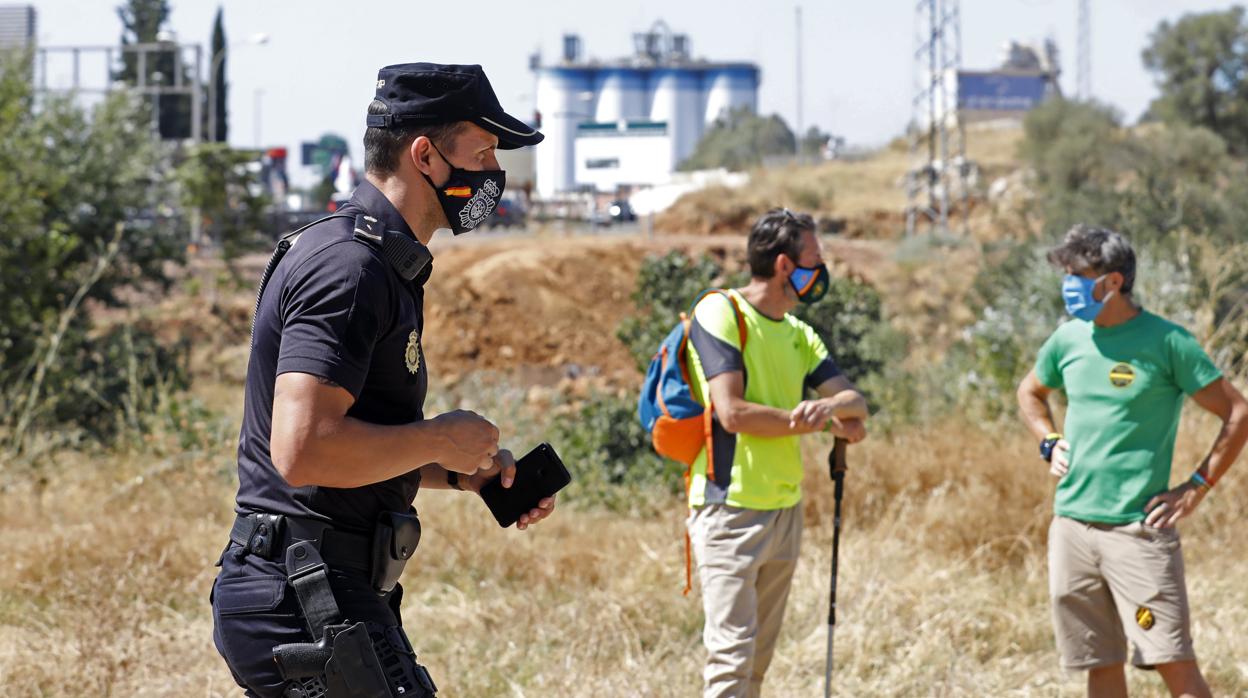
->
[[655, 126, 1023, 239], [4, 130, 1247, 696], [2, 399, 1244, 696]]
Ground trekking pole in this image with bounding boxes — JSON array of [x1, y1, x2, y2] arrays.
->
[[824, 437, 848, 698]]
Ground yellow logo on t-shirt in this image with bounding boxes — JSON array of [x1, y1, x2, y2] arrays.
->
[[1109, 363, 1135, 388]]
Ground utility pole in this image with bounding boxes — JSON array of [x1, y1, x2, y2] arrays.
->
[[904, 0, 968, 237], [1076, 0, 1091, 99], [795, 5, 804, 143]]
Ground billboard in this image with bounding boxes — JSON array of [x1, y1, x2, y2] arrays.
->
[[957, 72, 1048, 112]]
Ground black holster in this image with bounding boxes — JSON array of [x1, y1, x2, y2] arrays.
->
[[274, 532, 436, 697], [370, 510, 421, 594], [274, 622, 437, 698]]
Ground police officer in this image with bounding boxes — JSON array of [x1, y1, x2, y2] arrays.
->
[[211, 63, 554, 697]]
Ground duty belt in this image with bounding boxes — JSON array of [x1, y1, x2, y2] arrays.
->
[[230, 512, 372, 573]]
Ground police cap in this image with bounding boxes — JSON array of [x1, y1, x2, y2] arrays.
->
[[366, 62, 543, 150]]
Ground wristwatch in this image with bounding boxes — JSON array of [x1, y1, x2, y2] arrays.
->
[[1040, 433, 1062, 462]]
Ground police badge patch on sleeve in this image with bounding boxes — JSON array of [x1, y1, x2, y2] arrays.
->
[[405, 330, 421, 374]]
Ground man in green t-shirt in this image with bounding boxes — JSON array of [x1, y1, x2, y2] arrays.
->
[[1017, 225, 1248, 698], [686, 209, 868, 698]]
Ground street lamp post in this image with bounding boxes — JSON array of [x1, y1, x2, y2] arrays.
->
[[206, 32, 269, 143]]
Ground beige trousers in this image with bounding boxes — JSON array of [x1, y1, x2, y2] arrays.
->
[[688, 504, 803, 698], [1048, 515, 1194, 670]]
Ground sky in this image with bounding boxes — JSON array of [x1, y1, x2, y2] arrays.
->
[[29, 0, 1239, 186]]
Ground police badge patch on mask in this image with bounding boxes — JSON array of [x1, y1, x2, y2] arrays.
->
[[422, 143, 507, 235]]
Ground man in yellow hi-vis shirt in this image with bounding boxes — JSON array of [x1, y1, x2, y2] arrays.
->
[[686, 209, 869, 698]]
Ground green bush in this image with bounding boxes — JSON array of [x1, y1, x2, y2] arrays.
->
[[1012, 94, 1248, 385], [176, 143, 270, 271], [55, 322, 192, 442], [932, 236, 1229, 424], [616, 251, 724, 373], [792, 274, 905, 385], [561, 250, 905, 510], [678, 106, 796, 171], [1142, 6, 1248, 154], [1018, 99, 1248, 248], [550, 392, 682, 513], [617, 251, 902, 386], [0, 53, 191, 455]]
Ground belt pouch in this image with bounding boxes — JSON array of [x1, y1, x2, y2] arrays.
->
[[371, 509, 421, 594]]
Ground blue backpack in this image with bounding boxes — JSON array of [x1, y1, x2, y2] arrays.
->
[[637, 289, 747, 467]]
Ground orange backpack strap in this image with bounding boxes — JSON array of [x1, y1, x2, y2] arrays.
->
[[695, 289, 747, 485], [681, 289, 749, 596]]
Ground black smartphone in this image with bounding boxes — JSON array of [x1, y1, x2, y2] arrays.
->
[[479, 443, 572, 528]]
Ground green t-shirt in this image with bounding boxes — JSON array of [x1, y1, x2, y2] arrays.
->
[[685, 290, 842, 510], [1034, 310, 1221, 524]]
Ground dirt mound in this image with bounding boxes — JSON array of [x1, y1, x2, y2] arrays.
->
[[421, 233, 897, 386], [422, 236, 647, 384], [139, 232, 896, 392]]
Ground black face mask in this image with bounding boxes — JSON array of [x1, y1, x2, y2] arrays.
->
[[420, 143, 506, 235]]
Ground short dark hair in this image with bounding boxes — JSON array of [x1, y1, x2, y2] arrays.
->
[[747, 208, 815, 278], [363, 100, 466, 176], [1047, 224, 1136, 293]]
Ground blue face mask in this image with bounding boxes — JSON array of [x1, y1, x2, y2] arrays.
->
[[1062, 273, 1112, 322], [789, 263, 830, 304]]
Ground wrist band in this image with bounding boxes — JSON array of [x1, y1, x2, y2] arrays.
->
[[447, 470, 463, 491], [1040, 433, 1063, 462], [1190, 470, 1212, 492]]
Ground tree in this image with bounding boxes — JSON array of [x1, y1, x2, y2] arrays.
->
[[176, 143, 269, 273], [115, 0, 167, 48], [678, 107, 796, 171], [798, 125, 842, 159], [115, 0, 194, 140], [1142, 6, 1248, 153], [0, 52, 188, 453], [1018, 99, 1125, 237], [209, 5, 227, 142], [1017, 97, 1247, 248]]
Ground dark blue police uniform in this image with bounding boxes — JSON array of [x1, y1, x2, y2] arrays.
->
[[210, 61, 541, 698], [212, 181, 434, 697]]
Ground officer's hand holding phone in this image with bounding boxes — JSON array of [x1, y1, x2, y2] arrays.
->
[[465, 449, 559, 530], [429, 409, 500, 474]]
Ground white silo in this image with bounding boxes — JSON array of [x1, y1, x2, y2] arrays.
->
[[649, 68, 703, 166], [594, 68, 648, 124], [534, 66, 595, 198], [702, 65, 759, 126]]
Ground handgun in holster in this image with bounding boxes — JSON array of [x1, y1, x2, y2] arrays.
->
[[273, 622, 396, 697], [274, 532, 435, 697]]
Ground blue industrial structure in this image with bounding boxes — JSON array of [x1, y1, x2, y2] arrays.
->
[[532, 24, 760, 197]]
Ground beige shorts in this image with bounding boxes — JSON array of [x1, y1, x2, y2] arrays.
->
[[1048, 515, 1194, 670]]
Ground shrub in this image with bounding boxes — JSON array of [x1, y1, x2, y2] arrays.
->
[[563, 251, 905, 509], [0, 53, 191, 455], [616, 251, 724, 373], [550, 392, 682, 513]]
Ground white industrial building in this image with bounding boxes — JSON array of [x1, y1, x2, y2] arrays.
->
[[532, 25, 760, 198]]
